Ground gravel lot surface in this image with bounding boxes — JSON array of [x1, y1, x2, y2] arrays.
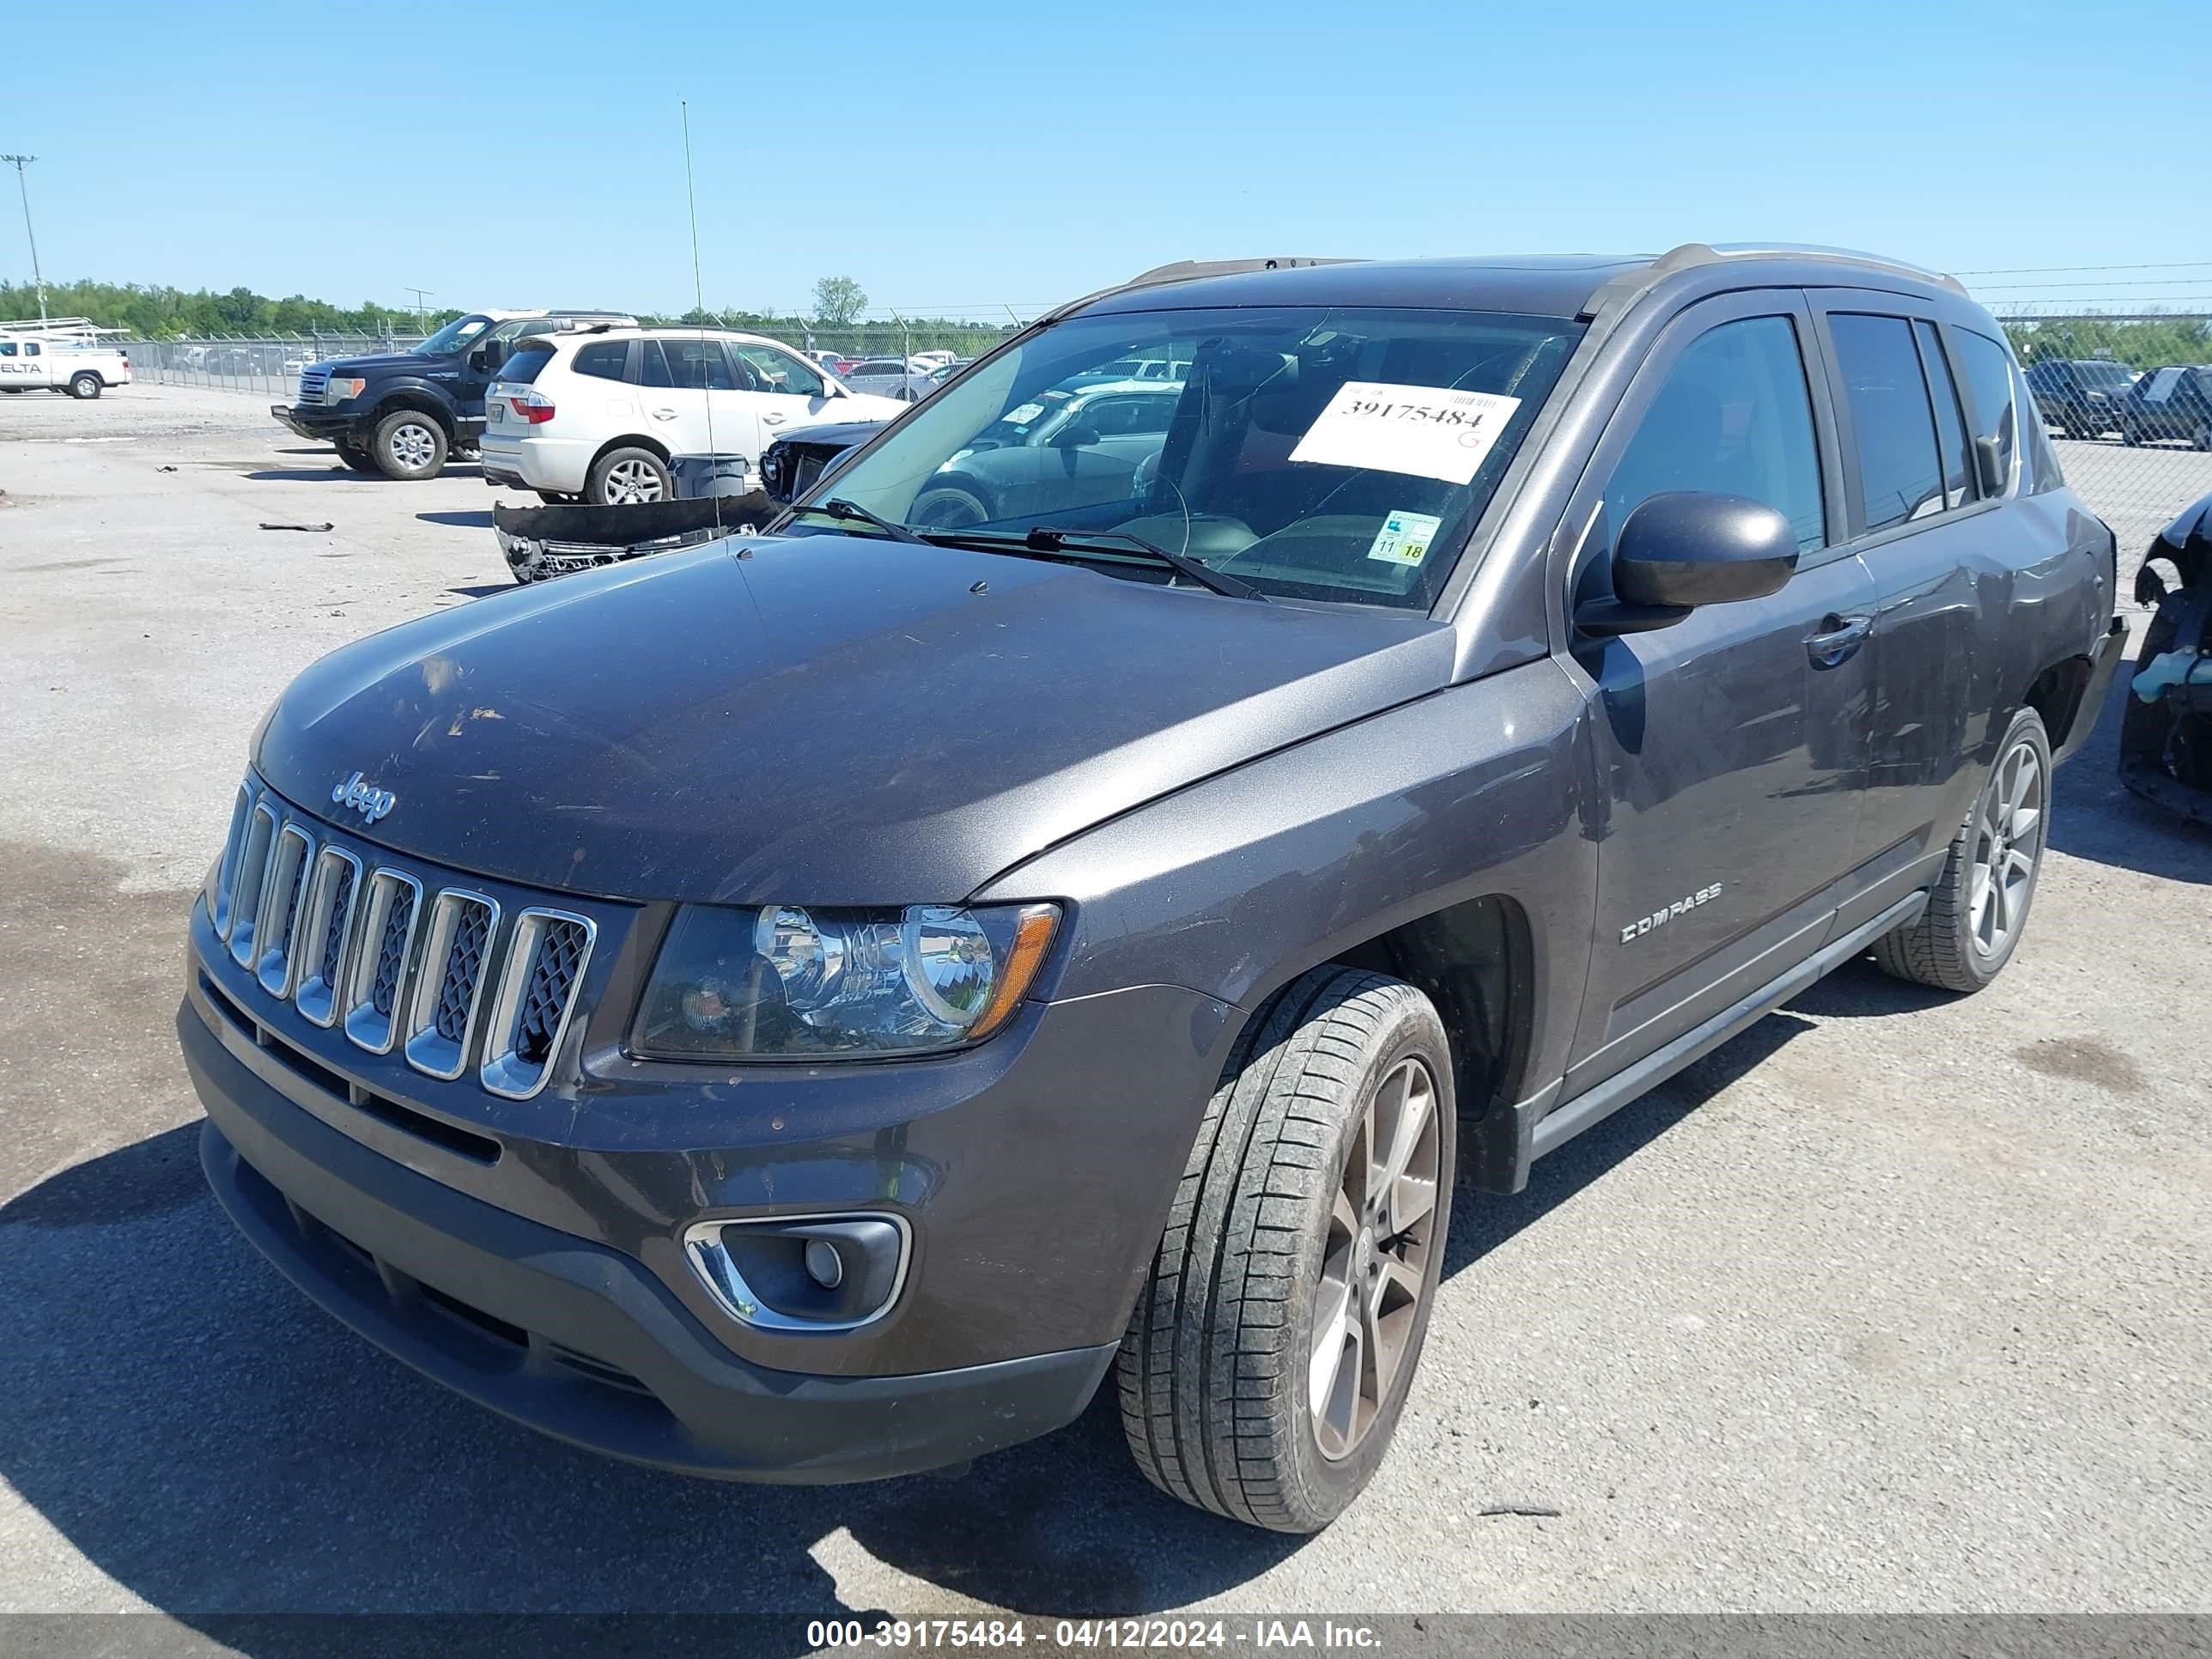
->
[[2, 387, 2207, 1632]]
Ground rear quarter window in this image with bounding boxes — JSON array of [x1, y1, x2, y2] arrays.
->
[[499, 346, 557, 386], [571, 341, 632, 382], [1954, 330, 2021, 494]]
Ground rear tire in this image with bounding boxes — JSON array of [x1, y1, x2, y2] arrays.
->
[[1873, 707, 2051, 994], [586, 447, 670, 505], [371, 410, 448, 480], [68, 372, 102, 399], [1116, 965, 1455, 1534]]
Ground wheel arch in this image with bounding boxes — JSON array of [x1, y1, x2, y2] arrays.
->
[[2021, 653, 2094, 757], [368, 390, 457, 438], [588, 433, 672, 474]]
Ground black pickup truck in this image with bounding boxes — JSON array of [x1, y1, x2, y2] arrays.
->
[[272, 310, 632, 480]]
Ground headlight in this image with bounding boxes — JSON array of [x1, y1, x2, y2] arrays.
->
[[631, 902, 1060, 1060], [324, 376, 365, 404]]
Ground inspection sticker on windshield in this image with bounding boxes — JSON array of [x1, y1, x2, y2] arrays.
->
[[1366, 510, 1443, 567], [1290, 382, 1522, 485]]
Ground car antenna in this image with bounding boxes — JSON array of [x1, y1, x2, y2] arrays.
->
[[680, 99, 722, 539]]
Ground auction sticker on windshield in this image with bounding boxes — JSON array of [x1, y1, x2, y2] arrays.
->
[[1366, 509, 1443, 566], [1290, 382, 1522, 485]]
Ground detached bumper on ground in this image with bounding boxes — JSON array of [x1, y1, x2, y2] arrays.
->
[[181, 1000, 1115, 1483]]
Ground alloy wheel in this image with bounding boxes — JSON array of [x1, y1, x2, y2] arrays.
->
[[1971, 738, 2044, 958], [604, 459, 664, 503], [1308, 1056, 1442, 1462], [388, 422, 438, 472]]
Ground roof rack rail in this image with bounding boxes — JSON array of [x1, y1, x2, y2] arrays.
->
[[1577, 242, 1969, 322], [1122, 256, 1361, 289], [0, 315, 125, 337], [1035, 256, 1365, 329]]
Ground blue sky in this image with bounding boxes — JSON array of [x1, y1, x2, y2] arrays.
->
[[8, 0, 2209, 320]]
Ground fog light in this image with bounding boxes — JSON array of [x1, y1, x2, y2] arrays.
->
[[803, 1237, 844, 1289], [683, 1213, 908, 1333]]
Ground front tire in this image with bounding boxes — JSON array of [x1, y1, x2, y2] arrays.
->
[[335, 438, 380, 474], [1873, 707, 2051, 993], [371, 410, 448, 480], [68, 372, 102, 399], [910, 483, 992, 529], [1116, 966, 1455, 1533], [586, 447, 670, 505]]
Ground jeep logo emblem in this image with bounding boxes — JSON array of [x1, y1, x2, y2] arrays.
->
[[331, 770, 397, 824]]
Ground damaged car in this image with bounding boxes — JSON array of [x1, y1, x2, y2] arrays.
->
[[2124, 490, 2212, 822]]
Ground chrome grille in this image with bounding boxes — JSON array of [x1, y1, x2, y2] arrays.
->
[[403, 891, 500, 1080], [297, 367, 329, 405], [372, 888, 416, 1017], [202, 779, 606, 1096], [480, 909, 597, 1099], [341, 869, 422, 1054], [254, 823, 316, 997], [293, 846, 361, 1029]]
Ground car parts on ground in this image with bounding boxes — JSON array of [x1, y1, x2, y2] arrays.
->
[[2124, 491, 2212, 823], [490, 495, 763, 584]]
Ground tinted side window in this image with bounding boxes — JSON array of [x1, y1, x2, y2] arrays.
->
[[1830, 314, 1944, 532], [572, 341, 631, 382], [734, 343, 825, 398], [498, 346, 556, 386], [640, 341, 675, 389], [654, 337, 736, 392], [1953, 330, 2019, 493], [1912, 321, 1973, 508], [1606, 313, 1826, 555], [1082, 395, 1174, 437], [0, 343, 15, 356], [2016, 362, 2065, 494]]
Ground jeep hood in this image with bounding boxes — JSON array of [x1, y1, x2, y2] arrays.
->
[[255, 536, 1455, 905]]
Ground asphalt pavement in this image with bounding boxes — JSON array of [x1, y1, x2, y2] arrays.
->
[[1, 386, 2207, 1638]]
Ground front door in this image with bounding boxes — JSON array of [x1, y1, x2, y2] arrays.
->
[[727, 342, 850, 466], [1559, 295, 1876, 1096]]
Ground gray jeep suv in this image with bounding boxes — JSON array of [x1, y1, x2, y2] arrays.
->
[[181, 245, 2125, 1533]]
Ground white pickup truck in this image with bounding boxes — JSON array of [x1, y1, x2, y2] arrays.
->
[[0, 320, 133, 398]]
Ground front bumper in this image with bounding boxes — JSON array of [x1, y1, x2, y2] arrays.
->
[[185, 1000, 1116, 1482], [271, 403, 359, 442]]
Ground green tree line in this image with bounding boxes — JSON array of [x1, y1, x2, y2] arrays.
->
[[0, 278, 463, 337], [0, 276, 1018, 356], [2002, 316, 2212, 371]]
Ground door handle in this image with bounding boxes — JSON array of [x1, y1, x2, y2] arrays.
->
[[763, 412, 785, 425], [1806, 613, 1872, 667], [650, 407, 678, 421]]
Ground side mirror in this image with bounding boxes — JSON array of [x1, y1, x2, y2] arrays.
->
[[1973, 434, 2008, 496], [1050, 421, 1102, 450], [1576, 490, 1799, 637]]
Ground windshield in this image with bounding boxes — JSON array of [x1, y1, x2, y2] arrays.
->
[[2075, 360, 2133, 389], [412, 314, 494, 356], [781, 305, 1583, 609]]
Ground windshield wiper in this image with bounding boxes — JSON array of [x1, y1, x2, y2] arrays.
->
[[1020, 526, 1267, 601], [793, 497, 927, 544]]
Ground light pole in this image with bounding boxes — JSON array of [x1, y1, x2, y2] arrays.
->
[[2, 155, 45, 322]]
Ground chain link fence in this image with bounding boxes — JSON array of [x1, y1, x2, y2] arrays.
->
[[1996, 309, 2212, 582], [120, 331, 426, 398]]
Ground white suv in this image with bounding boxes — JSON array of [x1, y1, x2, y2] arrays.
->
[[481, 327, 903, 503]]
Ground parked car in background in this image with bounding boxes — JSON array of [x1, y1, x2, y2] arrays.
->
[[906, 377, 1182, 528], [0, 335, 132, 398], [2122, 489, 2212, 823], [481, 326, 904, 504], [2023, 356, 2136, 439], [757, 416, 890, 504], [841, 356, 935, 401], [2120, 365, 2212, 449], [181, 245, 2121, 1540], [270, 308, 635, 480], [807, 350, 848, 377], [909, 349, 957, 370]]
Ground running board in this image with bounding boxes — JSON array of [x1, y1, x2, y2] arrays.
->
[[1528, 890, 1929, 1164]]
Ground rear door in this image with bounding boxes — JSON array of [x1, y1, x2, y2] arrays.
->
[[1559, 291, 1877, 1097], [636, 337, 729, 459]]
